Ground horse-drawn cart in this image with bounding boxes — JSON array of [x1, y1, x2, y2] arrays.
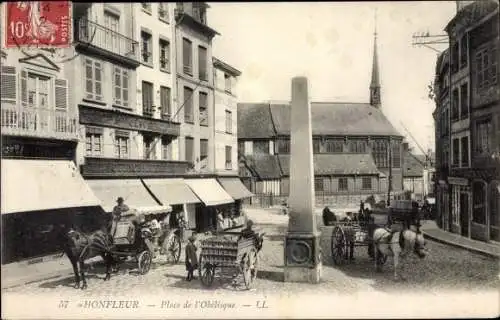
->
[[199, 232, 263, 289], [330, 200, 420, 266], [111, 206, 183, 275]]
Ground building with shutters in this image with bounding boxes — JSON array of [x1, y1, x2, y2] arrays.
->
[[434, 0, 499, 242], [238, 29, 405, 209]]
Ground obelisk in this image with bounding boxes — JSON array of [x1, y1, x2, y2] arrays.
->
[[284, 77, 321, 283]]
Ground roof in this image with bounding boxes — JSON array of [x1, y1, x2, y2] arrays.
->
[[241, 153, 381, 179], [403, 152, 425, 177], [213, 57, 242, 76], [445, 0, 498, 34], [238, 102, 403, 139]]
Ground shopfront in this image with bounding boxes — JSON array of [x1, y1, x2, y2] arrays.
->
[[184, 178, 235, 232], [449, 177, 471, 237], [1, 159, 103, 264], [217, 177, 254, 227]]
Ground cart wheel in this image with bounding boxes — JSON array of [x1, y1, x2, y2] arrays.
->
[[242, 249, 258, 290], [162, 233, 182, 264], [137, 251, 152, 275], [331, 226, 347, 265], [200, 264, 215, 288]]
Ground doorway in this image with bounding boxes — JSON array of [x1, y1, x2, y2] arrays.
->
[[460, 192, 469, 237]]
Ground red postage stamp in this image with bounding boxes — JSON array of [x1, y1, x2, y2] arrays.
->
[[4, 1, 71, 48]]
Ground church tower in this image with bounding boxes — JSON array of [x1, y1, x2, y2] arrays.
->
[[370, 16, 381, 108]]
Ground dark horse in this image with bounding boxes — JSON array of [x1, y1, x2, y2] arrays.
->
[[61, 226, 117, 289]]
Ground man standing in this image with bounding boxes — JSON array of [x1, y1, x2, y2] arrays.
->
[[111, 197, 129, 236]]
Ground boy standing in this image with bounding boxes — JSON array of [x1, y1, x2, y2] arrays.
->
[[185, 235, 198, 281]]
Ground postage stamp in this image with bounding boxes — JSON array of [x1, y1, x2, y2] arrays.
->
[[4, 1, 71, 48]]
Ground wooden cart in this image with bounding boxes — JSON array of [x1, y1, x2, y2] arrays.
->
[[199, 232, 261, 289]]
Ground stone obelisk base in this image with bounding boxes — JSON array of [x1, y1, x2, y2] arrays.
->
[[284, 231, 322, 284]]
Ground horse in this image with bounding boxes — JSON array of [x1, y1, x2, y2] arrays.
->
[[372, 225, 427, 280], [62, 227, 117, 289]]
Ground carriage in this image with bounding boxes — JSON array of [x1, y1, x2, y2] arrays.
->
[[110, 206, 183, 275], [330, 200, 420, 265], [198, 231, 264, 289]]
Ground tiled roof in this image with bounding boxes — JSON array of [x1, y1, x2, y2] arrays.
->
[[238, 102, 403, 139], [403, 153, 425, 177], [241, 153, 381, 178]]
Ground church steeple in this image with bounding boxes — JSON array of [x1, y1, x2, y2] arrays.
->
[[370, 10, 381, 108]]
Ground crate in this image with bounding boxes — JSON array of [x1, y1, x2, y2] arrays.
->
[[114, 221, 135, 245], [200, 235, 251, 267]]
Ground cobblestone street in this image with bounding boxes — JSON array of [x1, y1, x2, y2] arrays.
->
[[4, 211, 499, 298]]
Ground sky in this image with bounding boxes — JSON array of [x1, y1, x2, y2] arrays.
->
[[208, 1, 457, 155]]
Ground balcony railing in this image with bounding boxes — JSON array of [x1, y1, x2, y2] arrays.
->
[[1, 106, 77, 140], [75, 18, 139, 63]]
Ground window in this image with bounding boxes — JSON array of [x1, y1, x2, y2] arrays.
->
[[461, 136, 469, 167], [445, 108, 449, 133], [362, 177, 372, 190], [160, 86, 171, 119], [225, 110, 232, 134], [452, 138, 459, 166], [198, 46, 207, 81], [460, 83, 468, 118], [313, 139, 321, 153], [185, 137, 194, 163], [338, 177, 348, 191], [27, 73, 50, 109], [114, 131, 129, 159], [162, 136, 172, 160], [159, 39, 170, 72], [451, 88, 459, 121], [348, 139, 367, 153], [451, 41, 459, 73], [314, 178, 324, 192], [85, 59, 102, 101], [324, 139, 343, 153], [224, 74, 231, 93], [225, 146, 232, 169], [276, 138, 290, 154], [238, 141, 245, 156], [158, 3, 169, 21], [200, 139, 208, 161], [183, 38, 192, 75], [476, 46, 498, 90], [459, 35, 468, 69], [253, 141, 269, 155], [199, 92, 208, 126], [141, 31, 152, 64], [143, 135, 156, 160], [103, 11, 119, 53], [113, 67, 129, 108], [141, 3, 151, 13], [475, 119, 492, 154], [85, 127, 102, 157], [192, 2, 207, 24], [183, 87, 194, 122], [371, 139, 388, 167], [142, 81, 154, 117], [392, 143, 401, 168]]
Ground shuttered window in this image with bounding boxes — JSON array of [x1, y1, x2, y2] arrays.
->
[[142, 81, 154, 116], [183, 38, 192, 75], [159, 39, 170, 72], [200, 139, 208, 160], [55, 79, 68, 110], [199, 92, 208, 126], [183, 86, 194, 122], [225, 110, 232, 134], [113, 67, 129, 108], [160, 86, 171, 118], [225, 146, 232, 169], [198, 46, 207, 81], [1, 66, 16, 102], [185, 137, 194, 162], [85, 59, 103, 101]]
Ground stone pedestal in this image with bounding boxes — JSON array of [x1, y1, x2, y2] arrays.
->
[[284, 77, 322, 284]]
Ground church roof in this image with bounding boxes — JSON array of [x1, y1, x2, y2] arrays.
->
[[238, 102, 403, 139]]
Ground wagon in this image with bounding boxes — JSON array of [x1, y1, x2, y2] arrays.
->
[[110, 206, 183, 275], [330, 200, 420, 265], [199, 232, 263, 289]]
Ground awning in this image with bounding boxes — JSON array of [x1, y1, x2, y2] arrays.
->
[[1, 159, 101, 214], [142, 178, 201, 205], [217, 178, 254, 200], [86, 179, 160, 212], [184, 179, 234, 206]]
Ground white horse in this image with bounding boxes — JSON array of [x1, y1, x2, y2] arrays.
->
[[372, 226, 427, 280]]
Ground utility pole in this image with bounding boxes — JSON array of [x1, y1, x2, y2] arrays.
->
[[412, 31, 448, 53], [387, 139, 392, 207]]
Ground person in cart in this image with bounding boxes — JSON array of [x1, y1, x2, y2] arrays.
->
[[111, 197, 129, 237], [239, 220, 264, 251]]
